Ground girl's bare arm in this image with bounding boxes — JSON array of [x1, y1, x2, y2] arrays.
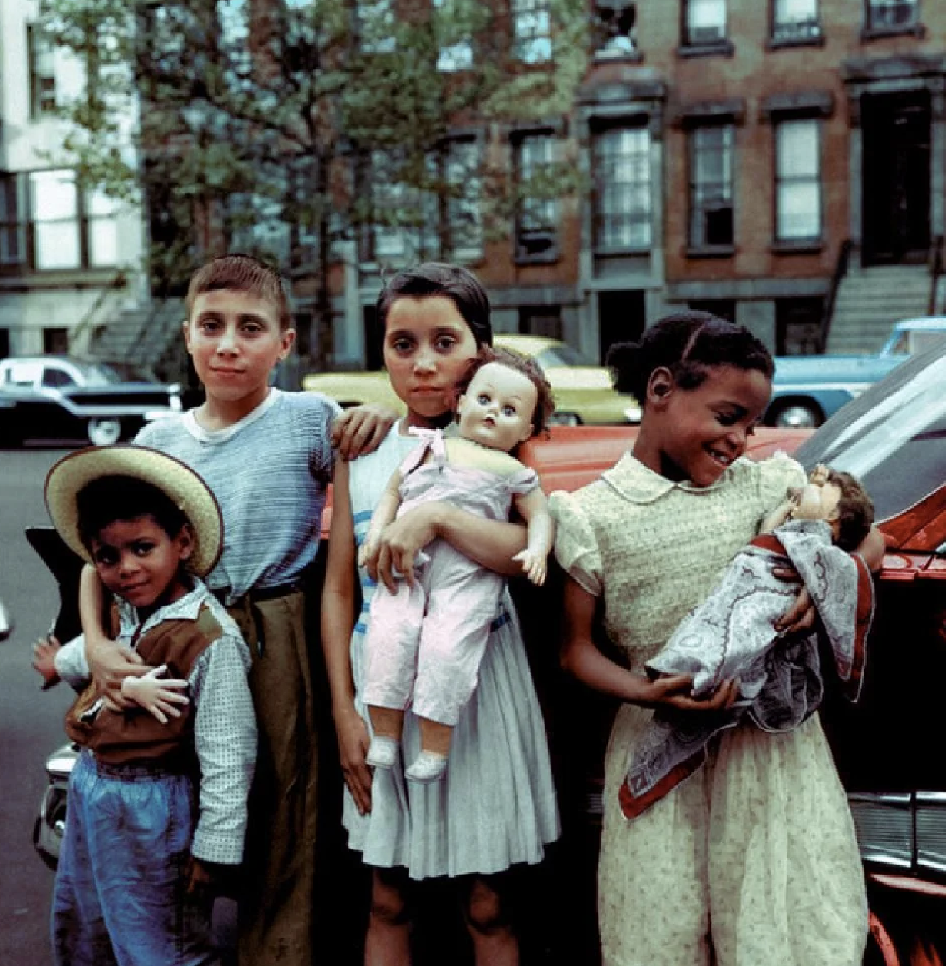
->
[[561, 576, 738, 711], [321, 458, 372, 815]]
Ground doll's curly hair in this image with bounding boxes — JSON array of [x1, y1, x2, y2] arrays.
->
[[453, 345, 556, 439], [825, 468, 875, 552]]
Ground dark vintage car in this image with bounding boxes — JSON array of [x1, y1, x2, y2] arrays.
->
[[0, 355, 182, 447], [29, 340, 946, 964]]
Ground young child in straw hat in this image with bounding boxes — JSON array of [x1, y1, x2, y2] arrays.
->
[[39, 444, 256, 966]]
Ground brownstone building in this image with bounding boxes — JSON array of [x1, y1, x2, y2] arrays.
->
[[326, 0, 946, 371]]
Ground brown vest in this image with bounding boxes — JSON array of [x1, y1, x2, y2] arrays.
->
[[65, 604, 224, 768]]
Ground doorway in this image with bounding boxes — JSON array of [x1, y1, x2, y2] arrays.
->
[[862, 89, 931, 265], [597, 290, 646, 365]]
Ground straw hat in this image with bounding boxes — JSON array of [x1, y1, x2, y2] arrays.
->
[[44, 445, 223, 577]]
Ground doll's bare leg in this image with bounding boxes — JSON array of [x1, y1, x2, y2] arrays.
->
[[366, 706, 404, 769], [406, 718, 451, 782]]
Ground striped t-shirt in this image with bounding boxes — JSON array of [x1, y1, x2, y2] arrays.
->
[[136, 388, 340, 600]]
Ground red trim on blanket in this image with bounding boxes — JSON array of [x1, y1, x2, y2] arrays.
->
[[750, 533, 786, 555], [619, 751, 705, 820], [845, 555, 873, 701]]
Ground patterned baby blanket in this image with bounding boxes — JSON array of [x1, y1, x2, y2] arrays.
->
[[620, 519, 874, 820]]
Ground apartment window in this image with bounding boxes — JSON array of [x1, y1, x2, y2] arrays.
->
[[515, 134, 559, 261], [367, 150, 438, 261], [0, 176, 25, 269], [512, 0, 552, 63], [866, 0, 918, 30], [28, 24, 57, 118], [592, 125, 651, 251], [86, 189, 120, 267], [772, 0, 821, 42], [684, 0, 727, 46], [445, 139, 483, 262], [359, 0, 397, 52], [432, 0, 473, 71], [775, 119, 822, 242], [689, 125, 734, 249], [31, 171, 81, 270]]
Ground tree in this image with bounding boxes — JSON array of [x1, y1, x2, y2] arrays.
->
[[43, 0, 589, 376]]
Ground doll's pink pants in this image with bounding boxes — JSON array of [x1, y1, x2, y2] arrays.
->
[[362, 541, 502, 726]]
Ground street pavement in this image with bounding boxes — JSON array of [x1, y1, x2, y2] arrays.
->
[[0, 447, 76, 966]]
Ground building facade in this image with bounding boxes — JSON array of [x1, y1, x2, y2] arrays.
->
[[0, 0, 146, 362], [318, 0, 946, 369]]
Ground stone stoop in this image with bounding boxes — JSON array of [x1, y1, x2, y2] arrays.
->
[[826, 265, 932, 354]]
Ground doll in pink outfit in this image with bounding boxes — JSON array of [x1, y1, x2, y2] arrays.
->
[[359, 347, 555, 782]]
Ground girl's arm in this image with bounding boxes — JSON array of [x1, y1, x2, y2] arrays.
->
[[511, 488, 554, 586], [561, 576, 739, 711], [79, 564, 143, 707], [321, 458, 373, 816]]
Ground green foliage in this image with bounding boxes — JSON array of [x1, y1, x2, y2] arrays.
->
[[43, 0, 590, 316]]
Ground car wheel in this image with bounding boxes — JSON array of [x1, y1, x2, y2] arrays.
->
[[769, 402, 823, 429], [549, 412, 582, 427], [87, 418, 122, 446]]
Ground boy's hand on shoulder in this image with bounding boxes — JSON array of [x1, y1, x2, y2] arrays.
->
[[32, 635, 62, 690], [331, 404, 398, 461]]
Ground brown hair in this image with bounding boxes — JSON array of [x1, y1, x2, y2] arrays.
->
[[454, 345, 555, 439], [185, 254, 292, 331], [825, 468, 875, 553]]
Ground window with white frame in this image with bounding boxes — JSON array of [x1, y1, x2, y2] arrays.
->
[[773, 0, 820, 41], [31, 171, 82, 270], [511, 0, 552, 63], [866, 0, 918, 30], [689, 125, 734, 248], [359, 0, 397, 52], [515, 134, 559, 260], [368, 150, 438, 260], [775, 119, 822, 242], [0, 177, 24, 268], [685, 0, 727, 45], [432, 0, 473, 71], [28, 24, 57, 118], [444, 139, 483, 261], [592, 125, 652, 251]]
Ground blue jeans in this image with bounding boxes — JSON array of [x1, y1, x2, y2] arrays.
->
[[52, 751, 218, 966]]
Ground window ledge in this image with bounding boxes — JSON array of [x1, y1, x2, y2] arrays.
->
[[770, 239, 824, 255], [766, 32, 825, 51], [514, 251, 561, 266], [860, 23, 925, 42], [685, 244, 735, 259], [593, 245, 652, 257], [677, 40, 734, 59]]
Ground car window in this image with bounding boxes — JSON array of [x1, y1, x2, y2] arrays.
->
[[42, 367, 75, 388], [796, 342, 946, 527], [534, 344, 590, 368]]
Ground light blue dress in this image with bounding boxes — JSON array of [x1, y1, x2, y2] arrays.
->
[[342, 425, 561, 879]]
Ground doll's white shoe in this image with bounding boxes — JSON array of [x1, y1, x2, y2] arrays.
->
[[366, 736, 398, 769], [405, 750, 448, 783]]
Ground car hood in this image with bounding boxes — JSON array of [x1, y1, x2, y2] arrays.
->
[[542, 366, 616, 390], [773, 354, 906, 383]]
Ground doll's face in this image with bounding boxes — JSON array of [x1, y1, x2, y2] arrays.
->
[[789, 480, 843, 528], [457, 362, 537, 453]]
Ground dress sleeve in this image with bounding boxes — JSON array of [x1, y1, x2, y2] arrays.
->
[[550, 490, 603, 597], [507, 466, 540, 495], [757, 452, 807, 518]]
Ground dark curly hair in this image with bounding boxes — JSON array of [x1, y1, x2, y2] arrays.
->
[[606, 311, 775, 405], [825, 468, 875, 553], [454, 345, 555, 440]]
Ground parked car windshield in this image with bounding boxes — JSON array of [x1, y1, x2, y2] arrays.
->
[[534, 344, 594, 368], [68, 360, 123, 386], [795, 340, 946, 528]]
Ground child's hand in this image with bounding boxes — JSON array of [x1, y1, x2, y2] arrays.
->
[[334, 704, 373, 816], [357, 535, 379, 570], [31, 635, 62, 689], [332, 405, 398, 461], [184, 856, 234, 905], [513, 549, 547, 586], [120, 665, 189, 724], [645, 673, 741, 712]]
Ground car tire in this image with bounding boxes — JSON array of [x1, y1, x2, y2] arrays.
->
[[549, 412, 582, 427], [87, 418, 122, 446], [768, 401, 823, 429]]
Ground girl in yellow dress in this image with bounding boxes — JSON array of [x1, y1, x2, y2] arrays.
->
[[552, 311, 885, 966]]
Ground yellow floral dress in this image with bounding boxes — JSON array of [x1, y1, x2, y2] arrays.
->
[[550, 451, 868, 966]]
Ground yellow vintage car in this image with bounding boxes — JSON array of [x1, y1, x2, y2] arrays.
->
[[302, 334, 641, 425]]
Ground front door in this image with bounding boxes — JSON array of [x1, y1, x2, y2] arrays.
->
[[862, 89, 931, 265], [597, 290, 646, 365]]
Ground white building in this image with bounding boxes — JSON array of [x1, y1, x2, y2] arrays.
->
[[0, 0, 145, 360]]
